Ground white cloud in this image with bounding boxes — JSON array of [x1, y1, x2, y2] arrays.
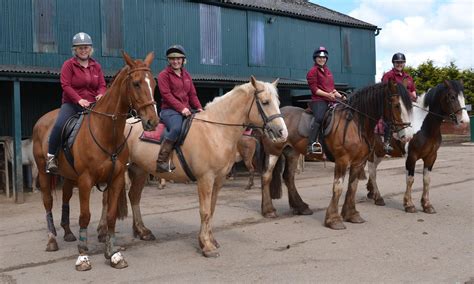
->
[[348, 0, 473, 81]]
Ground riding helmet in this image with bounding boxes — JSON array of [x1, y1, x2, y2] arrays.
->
[[166, 45, 186, 58], [72, 32, 93, 47], [392, 52, 406, 63], [313, 46, 329, 60]]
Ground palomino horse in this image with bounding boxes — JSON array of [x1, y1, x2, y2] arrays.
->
[[366, 80, 469, 212], [258, 81, 414, 228], [32, 51, 158, 271], [98, 77, 288, 257]]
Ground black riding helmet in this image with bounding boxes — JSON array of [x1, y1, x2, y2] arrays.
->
[[166, 45, 186, 58], [313, 46, 329, 61], [392, 52, 406, 63]]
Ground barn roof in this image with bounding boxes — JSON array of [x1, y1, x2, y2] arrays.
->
[[196, 0, 377, 30]]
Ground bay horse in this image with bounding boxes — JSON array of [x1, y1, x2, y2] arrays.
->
[[259, 81, 414, 229], [97, 77, 287, 257], [366, 80, 469, 212], [32, 51, 158, 271]]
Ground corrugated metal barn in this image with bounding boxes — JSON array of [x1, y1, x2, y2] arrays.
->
[[0, 0, 378, 200]]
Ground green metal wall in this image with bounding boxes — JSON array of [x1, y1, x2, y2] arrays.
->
[[0, 0, 376, 86]]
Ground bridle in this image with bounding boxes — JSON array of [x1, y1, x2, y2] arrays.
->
[[413, 88, 466, 124], [85, 65, 157, 190], [385, 92, 412, 135]]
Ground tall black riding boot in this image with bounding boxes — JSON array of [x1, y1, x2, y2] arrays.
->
[[307, 122, 322, 154], [156, 139, 176, 173]]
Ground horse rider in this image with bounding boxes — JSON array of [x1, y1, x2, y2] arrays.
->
[[306, 46, 343, 154], [156, 44, 203, 173], [380, 52, 417, 152], [46, 32, 106, 173]]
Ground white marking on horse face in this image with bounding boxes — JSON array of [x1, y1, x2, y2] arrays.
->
[[396, 100, 413, 141], [458, 91, 469, 123], [145, 75, 158, 115]]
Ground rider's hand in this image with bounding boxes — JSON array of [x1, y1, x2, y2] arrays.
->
[[181, 108, 192, 116], [78, 99, 91, 108], [197, 108, 203, 112], [95, 94, 104, 101]]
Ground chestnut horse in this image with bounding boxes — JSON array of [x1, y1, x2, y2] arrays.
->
[[97, 77, 287, 257], [366, 80, 469, 212], [32, 51, 158, 271], [258, 81, 414, 229]]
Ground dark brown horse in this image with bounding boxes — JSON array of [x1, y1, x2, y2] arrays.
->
[[366, 80, 469, 212], [32, 51, 158, 271], [259, 81, 414, 229]]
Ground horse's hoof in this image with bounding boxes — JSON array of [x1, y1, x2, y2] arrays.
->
[[345, 215, 366, 224], [140, 233, 156, 241], [75, 255, 91, 271], [98, 234, 107, 243], [423, 206, 436, 214], [293, 207, 313, 215], [46, 240, 59, 252], [263, 211, 278, 218], [64, 233, 77, 242], [325, 220, 346, 230], [110, 252, 128, 269], [202, 249, 220, 258], [367, 191, 374, 199], [405, 206, 417, 213], [374, 198, 386, 206]]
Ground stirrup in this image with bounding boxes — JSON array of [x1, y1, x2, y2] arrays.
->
[[383, 142, 393, 154], [45, 156, 58, 174], [156, 160, 175, 173], [310, 142, 322, 154]]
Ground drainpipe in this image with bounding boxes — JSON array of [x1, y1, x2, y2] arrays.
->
[[375, 28, 382, 36]]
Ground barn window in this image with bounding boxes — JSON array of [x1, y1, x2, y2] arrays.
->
[[248, 18, 265, 66], [343, 31, 352, 67], [200, 4, 222, 65], [101, 0, 124, 56], [32, 0, 57, 53]]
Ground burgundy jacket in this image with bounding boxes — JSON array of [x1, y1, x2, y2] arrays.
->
[[60, 57, 107, 104], [381, 68, 416, 93], [307, 64, 336, 103], [157, 66, 202, 112]]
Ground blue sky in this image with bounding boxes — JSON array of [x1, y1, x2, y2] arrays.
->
[[309, 0, 473, 80]]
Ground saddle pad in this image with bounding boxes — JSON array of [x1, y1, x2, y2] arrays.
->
[[140, 123, 166, 144]]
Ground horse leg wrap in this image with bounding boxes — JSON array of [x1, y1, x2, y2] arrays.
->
[[105, 234, 118, 259], [60, 204, 70, 226], [46, 212, 57, 236], [77, 227, 88, 253]]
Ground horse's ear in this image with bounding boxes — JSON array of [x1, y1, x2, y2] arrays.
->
[[144, 51, 155, 67], [121, 50, 136, 67], [443, 80, 452, 89], [250, 75, 257, 88], [388, 78, 397, 92], [272, 78, 280, 87]]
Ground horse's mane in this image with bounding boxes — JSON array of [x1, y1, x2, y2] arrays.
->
[[423, 80, 463, 109], [205, 81, 279, 111], [346, 82, 412, 134]]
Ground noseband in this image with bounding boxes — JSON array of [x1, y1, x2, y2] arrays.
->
[[386, 92, 411, 134], [247, 88, 283, 131]]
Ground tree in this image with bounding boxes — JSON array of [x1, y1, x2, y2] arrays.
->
[[404, 60, 473, 107]]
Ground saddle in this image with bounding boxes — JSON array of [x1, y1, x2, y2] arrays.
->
[[60, 112, 87, 171], [139, 114, 196, 181], [297, 106, 337, 139]]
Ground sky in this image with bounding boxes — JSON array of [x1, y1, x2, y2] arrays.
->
[[310, 0, 473, 81]]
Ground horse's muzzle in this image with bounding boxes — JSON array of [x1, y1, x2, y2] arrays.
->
[[142, 119, 158, 131], [265, 124, 288, 143]]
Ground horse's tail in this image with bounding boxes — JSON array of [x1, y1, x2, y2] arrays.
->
[[116, 185, 128, 220], [254, 138, 263, 173], [270, 155, 284, 199]]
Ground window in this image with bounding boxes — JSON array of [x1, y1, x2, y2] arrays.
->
[[248, 18, 265, 66], [101, 0, 123, 56], [200, 4, 221, 65], [343, 31, 351, 67], [32, 0, 57, 53]]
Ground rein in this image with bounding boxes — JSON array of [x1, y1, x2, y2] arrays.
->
[[85, 65, 155, 190], [413, 103, 466, 124], [192, 88, 283, 131]]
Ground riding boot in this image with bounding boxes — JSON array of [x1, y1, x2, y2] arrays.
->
[[307, 122, 322, 154], [156, 139, 176, 173], [46, 153, 58, 174]]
